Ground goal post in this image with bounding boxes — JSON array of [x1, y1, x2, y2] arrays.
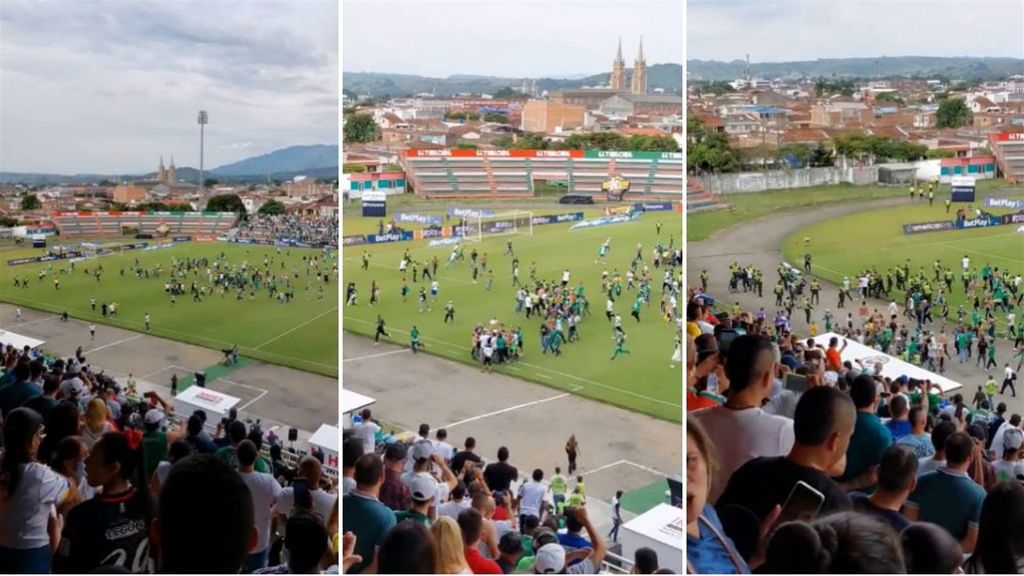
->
[[458, 210, 533, 242]]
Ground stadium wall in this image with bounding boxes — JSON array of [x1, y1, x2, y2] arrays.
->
[[697, 166, 879, 195]]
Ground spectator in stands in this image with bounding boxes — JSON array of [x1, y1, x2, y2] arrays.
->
[[396, 474, 437, 527], [141, 408, 169, 482], [885, 395, 912, 441], [54, 431, 153, 573], [0, 408, 75, 573], [354, 409, 379, 453], [342, 436, 364, 496], [36, 401, 80, 470], [990, 414, 1022, 460], [150, 439, 192, 495], [452, 436, 482, 477], [496, 532, 526, 574], [431, 516, 471, 574], [342, 453, 396, 574], [905, 431, 986, 554], [919, 420, 957, 476], [900, 522, 963, 574], [50, 436, 92, 501], [962, 480, 1024, 574], [275, 455, 337, 523], [896, 406, 935, 459], [459, 507, 502, 574], [965, 423, 998, 492], [377, 520, 437, 574], [21, 374, 58, 421], [483, 446, 518, 493], [183, 413, 218, 454], [434, 428, 455, 463], [217, 419, 250, 470], [154, 453, 256, 573], [633, 547, 659, 574], [763, 513, 905, 573], [380, 443, 412, 512], [269, 444, 296, 484], [81, 397, 114, 449], [691, 335, 795, 504], [255, 512, 330, 575], [992, 428, 1024, 482], [687, 419, 748, 574], [0, 361, 38, 418], [518, 468, 547, 529], [838, 375, 893, 491], [238, 439, 283, 572], [851, 445, 916, 532]]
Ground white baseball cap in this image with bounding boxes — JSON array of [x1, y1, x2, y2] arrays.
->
[[534, 543, 566, 574], [144, 409, 165, 426], [410, 474, 437, 503]]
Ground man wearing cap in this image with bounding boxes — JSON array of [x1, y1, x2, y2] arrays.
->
[[992, 428, 1024, 483], [142, 407, 169, 481], [395, 474, 437, 527], [379, 442, 412, 512]]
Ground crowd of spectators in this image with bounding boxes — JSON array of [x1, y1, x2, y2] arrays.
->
[[685, 295, 1024, 574], [237, 214, 339, 248], [0, 340, 340, 574], [343, 410, 675, 574]]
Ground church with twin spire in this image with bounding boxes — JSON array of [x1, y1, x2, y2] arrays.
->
[[609, 37, 647, 96]]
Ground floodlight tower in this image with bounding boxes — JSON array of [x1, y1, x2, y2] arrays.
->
[[198, 110, 208, 202]]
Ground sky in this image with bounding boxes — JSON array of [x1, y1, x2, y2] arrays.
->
[[0, 0, 338, 175], [688, 0, 1024, 62], [342, 0, 683, 78]]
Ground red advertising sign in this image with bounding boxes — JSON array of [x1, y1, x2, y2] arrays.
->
[[993, 132, 1024, 142], [402, 149, 584, 158]]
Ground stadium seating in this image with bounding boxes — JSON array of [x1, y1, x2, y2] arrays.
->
[[685, 179, 726, 213], [51, 211, 238, 237], [401, 150, 683, 200]]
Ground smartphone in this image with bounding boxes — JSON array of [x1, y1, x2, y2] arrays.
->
[[293, 477, 312, 510], [784, 373, 809, 395], [778, 480, 825, 524]]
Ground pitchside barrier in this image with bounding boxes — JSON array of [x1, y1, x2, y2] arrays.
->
[[341, 211, 585, 246], [6, 237, 192, 266], [902, 211, 1024, 234]]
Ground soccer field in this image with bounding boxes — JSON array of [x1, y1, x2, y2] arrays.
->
[[0, 241, 339, 376], [342, 212, 683, 422], [781, 198, 1024, 332]]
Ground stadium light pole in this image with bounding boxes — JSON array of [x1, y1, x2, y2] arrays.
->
[[198, 110, 208, 202]]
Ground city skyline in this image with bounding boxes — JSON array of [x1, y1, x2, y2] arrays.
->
[[343, 0, 682, 78], [688, 0, 1024, 62], [0, 0, 338, 174]]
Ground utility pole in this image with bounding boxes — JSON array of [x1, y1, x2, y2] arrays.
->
[[198, 110, 208, 204]]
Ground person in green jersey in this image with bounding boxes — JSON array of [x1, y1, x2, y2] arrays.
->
[[610, 332, 630, 360], [410, 326, 421, 354], [630, 299, 641, 322]]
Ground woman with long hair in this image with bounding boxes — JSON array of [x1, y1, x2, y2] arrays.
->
[[53, 431, 154, 574], [565, 434, 580, 475], [431, 516, 471, 574], [49, 436, 94, 501], [36, 401, 80, 466], [0, 408, 76, 573], [963, 480, 1024, 574], [81, 397, 114, 449]]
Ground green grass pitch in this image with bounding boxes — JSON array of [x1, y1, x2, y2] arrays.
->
[[342, 212, 683, 422], [782, 199, 1024, 333], [0, 241, 339, 376]]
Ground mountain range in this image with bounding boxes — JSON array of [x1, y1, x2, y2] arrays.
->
[[0, 144, 339, 186], [687, 56, 1024, 82], [343, 63, 684, 98]]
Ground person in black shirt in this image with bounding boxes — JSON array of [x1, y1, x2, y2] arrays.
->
[[851, 445, 917, 533], [483, 446, 518, 493], [55, 431, 153, 574], [717, 387, 855, 528], [451, 436, 482, 478]]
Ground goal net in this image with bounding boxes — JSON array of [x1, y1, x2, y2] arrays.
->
[[458, 210, 533, 242]]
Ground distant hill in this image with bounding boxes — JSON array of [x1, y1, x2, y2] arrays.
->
[[0, 144, 338, 186], [212, 144, 338, 177], [687, 56, 1024, 82], [343, 63, 683, 97]]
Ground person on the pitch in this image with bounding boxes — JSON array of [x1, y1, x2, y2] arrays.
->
[[411, 325, 422, 354], [374, 315, 389, 343], [610, 331, 630, 360], [444, 300, 455, 324]]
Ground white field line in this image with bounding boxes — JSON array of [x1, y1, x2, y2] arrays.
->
[[83, 334, 141, 355], [580, 459, 673, 479], [443, 392, 572, 429], [254, 307, 338, 350], [2, 314, 60, 329], [343, 349, 409, 363]]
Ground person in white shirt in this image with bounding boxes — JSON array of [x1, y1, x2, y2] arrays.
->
[[437, 482, 471, 519], [691, 335, 795, 504], [353, 409, 380, 453], [433, 428, 455, 464], [990, 415, 1022, 459], [517, 469, 547, 525], [992, 428, 1024, 483], [273, 457, 338, 525], [238, 440, 282, 572]]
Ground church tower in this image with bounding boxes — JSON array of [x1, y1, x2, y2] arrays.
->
[[610, 37, 626, 91], [157, 156, 166, 183], [630, 37, 647, 95], [167, 156, 176, 184]]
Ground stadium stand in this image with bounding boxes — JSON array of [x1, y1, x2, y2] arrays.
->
[[0, 337, 340, 574], [685, 179, 726, 213], [401, 149, 683, 201], [51, 211, 238, 238], [685, 288, 1024, 574]]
